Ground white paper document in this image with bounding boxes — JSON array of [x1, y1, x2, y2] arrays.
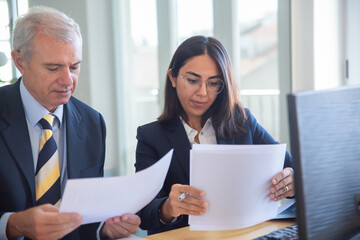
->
[[59, 149, 173, 225], [189, 144, 286, 231]]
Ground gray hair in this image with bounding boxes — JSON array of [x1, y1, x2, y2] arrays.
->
[[12, 6, 82, 63]]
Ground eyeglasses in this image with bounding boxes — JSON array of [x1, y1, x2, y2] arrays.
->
[[178, 73, 224, 95]]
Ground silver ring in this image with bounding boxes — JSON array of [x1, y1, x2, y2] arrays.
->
[[178, 192, 188, 202], [285, 186, 289, 192]]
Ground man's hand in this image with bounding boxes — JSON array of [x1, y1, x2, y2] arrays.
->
[[6, 204, 82, 240], [101, 214, 140, 239]]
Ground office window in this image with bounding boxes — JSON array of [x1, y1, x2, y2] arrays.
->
[[130, 0, 160, 127], [0, 0, 28, 86], [115, 0, 290, 176], [0, 0, 12, 85], [119, 0, 159, 175], [237, 0, 280, 140], [176, 0, 213, 44]]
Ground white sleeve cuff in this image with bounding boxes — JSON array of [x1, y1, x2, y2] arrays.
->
[[96, 221, 105, 240]]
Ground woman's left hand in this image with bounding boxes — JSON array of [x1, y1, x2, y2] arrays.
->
[[269, 167, 295, 201]]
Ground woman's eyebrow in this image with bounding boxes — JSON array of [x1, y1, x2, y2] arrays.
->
[[186, 71, 201, 78], [186, 71, 221, 79]]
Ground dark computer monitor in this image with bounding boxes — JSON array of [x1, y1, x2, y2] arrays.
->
[[288, 85, 360, 240]]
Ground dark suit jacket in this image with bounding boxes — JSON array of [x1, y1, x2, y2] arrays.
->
[[0, 80, 106, 239], [135, 109, 293, 235]]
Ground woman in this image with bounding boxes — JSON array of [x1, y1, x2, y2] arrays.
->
[[135, 36, 294, 235]]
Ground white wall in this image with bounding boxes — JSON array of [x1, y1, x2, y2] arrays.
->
[[314, 0, 343, 90], [291, 0, 315, 91], [291, 0, 344, 92], [346, 0, 360, 85]]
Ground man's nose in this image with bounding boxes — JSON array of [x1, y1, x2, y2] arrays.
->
[[59, 68, 73, 86]]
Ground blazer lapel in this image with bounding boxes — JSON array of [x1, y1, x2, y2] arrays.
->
[[164, 119, 191, 181], [0, 80, 36, 204], [65, 98, 85, 179]]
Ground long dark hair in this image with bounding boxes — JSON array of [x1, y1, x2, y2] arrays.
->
[[158, 36, 247, 139]]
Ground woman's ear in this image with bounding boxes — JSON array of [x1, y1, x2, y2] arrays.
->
[[168, 69, 177, 88]]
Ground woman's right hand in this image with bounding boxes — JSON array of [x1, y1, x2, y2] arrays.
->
[[160, 184, 208, 223]]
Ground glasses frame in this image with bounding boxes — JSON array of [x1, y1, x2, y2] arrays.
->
[[178, 73, 224, 95]]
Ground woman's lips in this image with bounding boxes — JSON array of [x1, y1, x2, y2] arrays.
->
[[191, 100, 207, 108]]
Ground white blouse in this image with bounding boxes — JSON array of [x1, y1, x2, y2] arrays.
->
[[181, 118, 217, 146]]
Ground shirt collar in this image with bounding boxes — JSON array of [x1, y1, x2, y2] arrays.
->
[[180, 117, 213, 136], [20, 79, 63, 127]]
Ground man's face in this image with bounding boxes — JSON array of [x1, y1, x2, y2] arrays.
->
[[13, 31, 82, 112]]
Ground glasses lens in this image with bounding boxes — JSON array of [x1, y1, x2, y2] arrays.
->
[[184, 76, 201, 91], [207, 79, 224, 94], [182, 74, 224, 94]]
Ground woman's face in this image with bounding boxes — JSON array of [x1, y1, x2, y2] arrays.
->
[[169, 54, 221, 127]]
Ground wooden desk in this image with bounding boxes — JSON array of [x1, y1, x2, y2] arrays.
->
[[144, 220, 295, 240]]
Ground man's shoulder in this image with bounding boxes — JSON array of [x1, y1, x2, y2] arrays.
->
[[0, 82, 17, 97], [67, 96, 100, 115], [0, 83, 20, 112]]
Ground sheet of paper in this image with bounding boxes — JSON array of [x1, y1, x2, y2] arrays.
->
[[59, 149, 173, 225], [277, 198, 296, 215], [273, 198, 296, 219], [189, 144, 286, 231]]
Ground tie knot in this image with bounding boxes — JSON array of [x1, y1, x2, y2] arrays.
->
[[39, 114, 55, 130]]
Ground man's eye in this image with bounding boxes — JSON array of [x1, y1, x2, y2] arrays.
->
[[48, 68, 58, 72], [71, 66, 79, 71]]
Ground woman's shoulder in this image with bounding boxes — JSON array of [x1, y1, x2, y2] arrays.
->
[[241, 108, 257, 127], [138, 120, 160, 129], [137, 118, 180, 135], [234, 107, 262, 137]]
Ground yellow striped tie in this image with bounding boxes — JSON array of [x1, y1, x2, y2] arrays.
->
[[35, 114, 61, 207]]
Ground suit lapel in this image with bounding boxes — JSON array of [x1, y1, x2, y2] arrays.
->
[[164, 119, 191, 181], [0, 80, 36, 204], [65, 98, 85, 179]]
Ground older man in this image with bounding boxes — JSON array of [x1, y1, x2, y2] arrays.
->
[[0, 6, 140, 240]]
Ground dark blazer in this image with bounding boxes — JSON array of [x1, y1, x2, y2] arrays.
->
[[135, 109, 293, 235], [0, 80, 106, 239]]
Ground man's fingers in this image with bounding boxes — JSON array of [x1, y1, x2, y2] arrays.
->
[[37, 203, 59, 212], [103, 214, 141, 238], [120, 214, 141, 226]]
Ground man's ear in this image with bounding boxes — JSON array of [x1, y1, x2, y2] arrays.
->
[[11, 50, 26, 74], [168, 69, 176, 88]]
